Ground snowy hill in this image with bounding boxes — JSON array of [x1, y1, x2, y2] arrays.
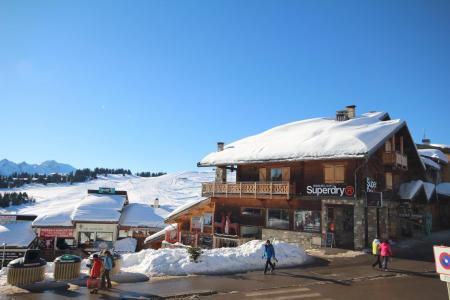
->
[[0, 159, 76, 176], [0, 171, 215, 226]]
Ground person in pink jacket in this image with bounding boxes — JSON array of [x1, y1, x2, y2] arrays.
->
[[380, 240, 392, 271]]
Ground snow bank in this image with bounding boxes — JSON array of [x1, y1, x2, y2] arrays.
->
[[0, 221, 36, 247], [114, 238, 137, 253], [199, 112, 403, 165], [121, 240, 311, 276]]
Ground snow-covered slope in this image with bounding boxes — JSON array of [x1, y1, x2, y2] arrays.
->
[[0, 159, 76, 176], [0, 171, 215, 226]]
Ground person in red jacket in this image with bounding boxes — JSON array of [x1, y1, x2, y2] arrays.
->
[[88, 254, 102, 294], [380, 240, 392, 271]]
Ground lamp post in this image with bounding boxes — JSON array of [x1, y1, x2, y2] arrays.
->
[[1, 242, 6, 268]]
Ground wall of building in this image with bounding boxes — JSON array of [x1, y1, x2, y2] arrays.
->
[[262, 228, 321, 249]]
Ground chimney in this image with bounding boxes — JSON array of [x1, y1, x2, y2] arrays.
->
[[336, 110, 349, 121], [346, 105, 356, 119], [153, 197, 160, 208], [215, 142, 227, 183]]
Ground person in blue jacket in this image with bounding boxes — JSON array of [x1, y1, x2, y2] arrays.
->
[[262, 240, 276, 274], [101, 250, 113, 289]]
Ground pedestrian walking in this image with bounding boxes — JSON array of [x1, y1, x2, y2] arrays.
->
[[262, 240, 276, 274], [380, 240, 392, 271], [101, 250, 113, 289], [87, 254, 102, 294], [371, 237, 382, 269]]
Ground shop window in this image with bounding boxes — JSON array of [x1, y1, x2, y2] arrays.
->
[[294, 210, 321, 233], [324, 165, 345, 184], [385, 172, 393, 190], [267, 208, 289, 229], [271, 168, 283, 181], [191, 216, 201, 229], [241, 226, 261, 238], [241, 207, 262, 217], [96, 232, 113, 242], [118, 230, 129, 238], [203, 213, 213, 226], [79, 232, 95, 244]]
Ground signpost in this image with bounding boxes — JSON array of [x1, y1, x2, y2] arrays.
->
[[433, 246, 450, 299]]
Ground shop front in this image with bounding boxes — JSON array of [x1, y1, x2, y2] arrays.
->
[[37, 227, 75, 250], [75, 223, 118, 251]]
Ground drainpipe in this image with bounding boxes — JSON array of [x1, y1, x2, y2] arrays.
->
[[354, 157, 369, 249]]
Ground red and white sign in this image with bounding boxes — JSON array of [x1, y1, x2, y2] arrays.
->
[[433, 246, 450, 276], [40, 228, 74, 238]]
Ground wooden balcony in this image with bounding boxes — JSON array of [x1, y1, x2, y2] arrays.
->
[[382, 152, 408, 170], [201, 181, 293, 199]]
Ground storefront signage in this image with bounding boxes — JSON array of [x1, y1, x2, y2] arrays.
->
[[366, 192, 383, 207], [366, 177, 377, 192], [78, 223, 116, 232], [306, 184, 355, 197], [40, 228, 74, 238], [99, 187, 115, 194]]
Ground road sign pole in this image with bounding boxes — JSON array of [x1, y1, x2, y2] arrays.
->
[[447, 282, 450, 300]]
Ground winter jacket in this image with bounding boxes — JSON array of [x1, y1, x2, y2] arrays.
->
[[380, 242, 392, 257], [90, 258, 102, 278], [263, 244, 275, 259], [103, 255, 113, 271], [372, 239, 381, 255]]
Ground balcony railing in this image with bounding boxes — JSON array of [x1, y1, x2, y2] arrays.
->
[[382, 152, 408, 170], [202, 181, 293, 199]]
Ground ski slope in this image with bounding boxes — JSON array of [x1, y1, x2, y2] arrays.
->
[[0, 171, 215, 226]]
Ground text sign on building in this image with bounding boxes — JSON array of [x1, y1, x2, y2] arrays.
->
[[40, 228, 74, 238], [366, 177, 377, 192], [366, 192, 383, 208], [99, 187, 116, 194], [306, 184, 355, 197], [433, 246, 450, 276]]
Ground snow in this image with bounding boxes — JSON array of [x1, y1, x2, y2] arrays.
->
[[144, 224, 177, 243], [0, 159, 75, 176], [119, 203, 168, 228], [437, 183, 450, 197], [120, 240, 311, 276], [165, 197, 209, 221], [398, 180, 435, 201], [71, 193, 126, 222], [0, 221, 36, 247], [418, 149, 448, 164], [0, 172, 214, 227], [114, 238, 137, 253], [420, 156, 441, 170], [199, 112, 404, 165]]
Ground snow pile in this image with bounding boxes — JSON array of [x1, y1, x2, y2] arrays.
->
[[199, 112, 403, 165], [0, 221, 36, 247], [119, 203, 168, 228], [418, 149, 448, 164], [114, 238, 137, 253], [120, 240, 311, 276], [437, 183, 450, 197]]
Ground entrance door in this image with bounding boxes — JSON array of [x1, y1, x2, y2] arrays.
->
[[327, 205, 354, 249]]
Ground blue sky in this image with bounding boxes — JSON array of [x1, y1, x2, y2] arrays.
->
[[1, 0, 449, 172]]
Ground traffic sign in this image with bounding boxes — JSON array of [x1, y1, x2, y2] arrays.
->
[[434, 246, 450, 276]]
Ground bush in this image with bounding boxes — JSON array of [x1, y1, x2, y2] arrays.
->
[[187, 247, 202, 263]]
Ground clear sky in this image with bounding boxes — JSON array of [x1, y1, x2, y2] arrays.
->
[[1, 0, 449, 172]]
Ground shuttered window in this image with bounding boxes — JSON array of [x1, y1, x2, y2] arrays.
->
[[282, 167, 290, 182], [385, 172, 393, 190], [324, 164, 345, 184], [259, 168, 267, 182], [385, 140, 392, 153]]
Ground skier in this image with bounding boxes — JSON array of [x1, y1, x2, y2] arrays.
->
[[101, 250, 113, 289], [380, 240, 392, 271], [371, 236, 382, 269], [262, 240, 276, 274], [88, 254, 102, 294]]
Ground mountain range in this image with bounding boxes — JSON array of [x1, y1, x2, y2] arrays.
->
[[0, 159, 76, 176]]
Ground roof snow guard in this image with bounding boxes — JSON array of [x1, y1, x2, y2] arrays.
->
[[198, 111, 404, 166]]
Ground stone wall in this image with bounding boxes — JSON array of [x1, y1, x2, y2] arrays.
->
[[262, 228, 322, 249]]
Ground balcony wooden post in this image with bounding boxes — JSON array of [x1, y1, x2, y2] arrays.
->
[[270, 182, 273, 199], [240, 182, 242, 198], [254, 182, 257, 198], [213, 183, 215, 197]]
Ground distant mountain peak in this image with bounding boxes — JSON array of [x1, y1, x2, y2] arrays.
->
[[0, 159, 76, 176]]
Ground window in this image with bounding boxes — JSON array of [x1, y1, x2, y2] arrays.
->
[[267, 209, 289, 229], [96, 232, 113, 242], [203, 213, 213, 226], [385, 140, 392, 153], [271, 168, 283, 181], [79, 232, 95, 244], [385, 172, 393, 190], [294, 210, 321, 233], [324, 165, 345, 184], [241, 207, 262, 217], [191, 216, 201, 229]]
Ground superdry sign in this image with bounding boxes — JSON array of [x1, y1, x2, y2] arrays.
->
[[306, 184, 355, 197]]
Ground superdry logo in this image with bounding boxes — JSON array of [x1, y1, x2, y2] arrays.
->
[[306, 184, 355, 197]]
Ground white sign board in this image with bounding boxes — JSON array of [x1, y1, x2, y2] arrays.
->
[[433, 246, 450, 276], [440, 274, 450, 283]]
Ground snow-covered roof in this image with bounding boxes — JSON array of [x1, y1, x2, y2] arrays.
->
[[71, 193, 127, 223], [398, 180, 435, 201], [420, 156, 441, 170], [119, 203, 167, 228], [0, 221, 36, 247], [437, 183, 450, 197], [144, 224, 177, 243], [165, 197, 210, 221], [32, 208, 73, 227], [199, 112, 405, 166], [418, 149, 448, 164]]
